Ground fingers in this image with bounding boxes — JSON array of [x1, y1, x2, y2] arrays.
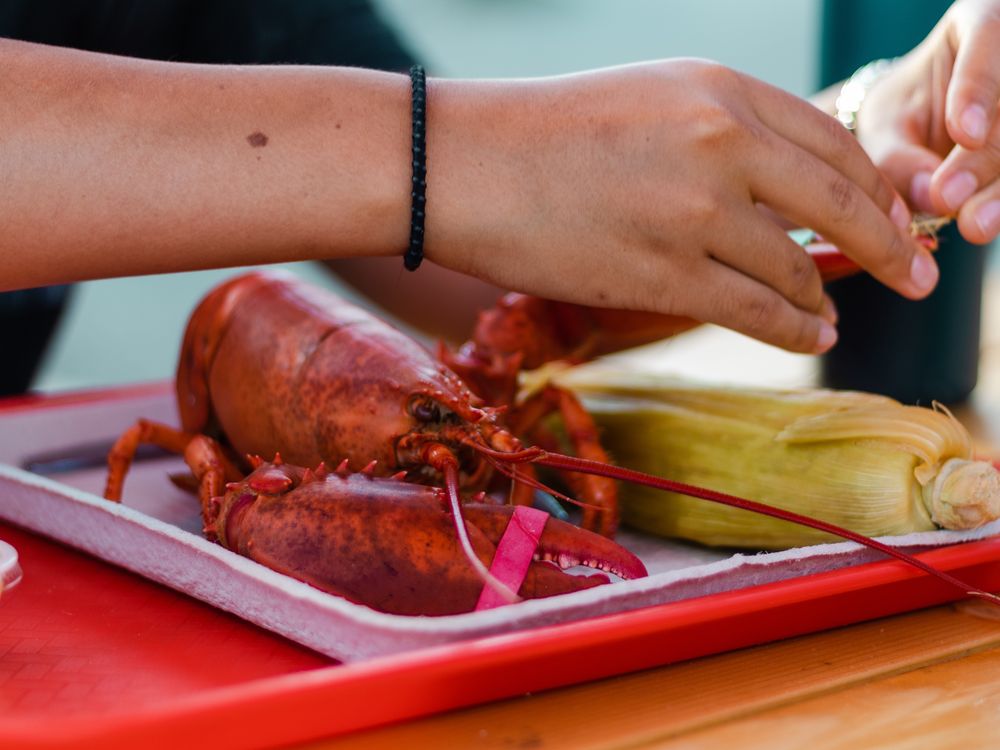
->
[[748, 79, 901, 219], [684, 261, 838, 354], [929, 114, 1000, 241], [746, 79, 942, 295], [945, 9, 1000, 148], [952, 177, 1000, 244], [709, 206, 826, 316], [745, 131, 939, 300], [870, 142, 943, 214]]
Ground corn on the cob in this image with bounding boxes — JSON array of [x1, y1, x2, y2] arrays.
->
[[552, 367, 1000, 549]]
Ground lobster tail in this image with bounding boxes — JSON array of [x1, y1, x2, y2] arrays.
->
[[176, 271, 284, 434]]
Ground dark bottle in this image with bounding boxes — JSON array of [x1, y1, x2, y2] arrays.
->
[[820, 0, 990, 404]]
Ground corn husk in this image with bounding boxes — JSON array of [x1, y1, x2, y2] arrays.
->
[[550, 367, 1000, 549]]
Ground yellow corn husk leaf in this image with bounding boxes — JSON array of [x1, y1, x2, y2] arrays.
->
[[552, 366, 1000, 549]]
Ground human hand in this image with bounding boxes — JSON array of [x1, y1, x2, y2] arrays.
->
[[852, 0, 1000, 243], [426, 60, 937, 354]]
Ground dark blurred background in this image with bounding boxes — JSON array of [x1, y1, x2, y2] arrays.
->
[[820, 0, 986, 404]]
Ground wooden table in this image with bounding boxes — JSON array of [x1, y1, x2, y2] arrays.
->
[[305, 602, 1000, 750], [305, 279, 1000, 750]]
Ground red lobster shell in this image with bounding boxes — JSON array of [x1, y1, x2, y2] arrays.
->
[[210, 458, 644, 616]]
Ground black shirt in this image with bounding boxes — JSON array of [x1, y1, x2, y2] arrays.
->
[[0, 0, 415, 68]]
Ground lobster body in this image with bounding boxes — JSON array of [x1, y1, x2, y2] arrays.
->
[[102, 271, 654, 613], [177, 271, 493, 488], [213, 460, 642, 616]]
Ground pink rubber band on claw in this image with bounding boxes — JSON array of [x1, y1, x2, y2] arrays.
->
[[475, 506, 548, 611]]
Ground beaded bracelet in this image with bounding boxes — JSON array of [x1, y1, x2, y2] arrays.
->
[[403, 65, 427, 271]]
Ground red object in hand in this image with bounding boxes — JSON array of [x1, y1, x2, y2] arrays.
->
[[808, 216, 948, 283]]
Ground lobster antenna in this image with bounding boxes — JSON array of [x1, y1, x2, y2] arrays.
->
[[465, 430, 603, 511], [535, 451, 1000, 605], [439, 456, 521, 605], [485, 453, 603, 513]]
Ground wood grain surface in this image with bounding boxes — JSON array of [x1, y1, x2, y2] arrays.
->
[[304, 603, 1000, 749]]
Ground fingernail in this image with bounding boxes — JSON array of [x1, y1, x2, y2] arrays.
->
[[820, 295, 838, 325], [890, 195, 911, 230], [910, 250, 939, 293], [940, 170, 978, 212], [815, 320, 838, 353], [910, 171, 933, 213], [975, 200, 1000, 238], [961, 104, 988, 142]]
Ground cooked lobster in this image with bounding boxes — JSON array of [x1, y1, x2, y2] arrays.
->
[[104, 270, 654, 613]]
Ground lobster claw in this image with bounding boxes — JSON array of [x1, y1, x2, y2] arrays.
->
[[462, 504, 647, 581], [216, 465, 646, 616]]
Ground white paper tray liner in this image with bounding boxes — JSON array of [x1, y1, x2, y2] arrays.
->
[[0, 387, 996, 662]]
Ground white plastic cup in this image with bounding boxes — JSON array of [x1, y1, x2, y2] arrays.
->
[[0, 540, 22, 601]]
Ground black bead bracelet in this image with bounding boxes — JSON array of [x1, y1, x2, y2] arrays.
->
[[403, 65, 427, 272]]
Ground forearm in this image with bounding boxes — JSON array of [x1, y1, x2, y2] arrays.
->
[[0, 47, 931, 355], [325, 258, 505, 343], [0, 38, 412, 291]]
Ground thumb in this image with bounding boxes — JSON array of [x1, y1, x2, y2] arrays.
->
[[871, 142, 943, 213]]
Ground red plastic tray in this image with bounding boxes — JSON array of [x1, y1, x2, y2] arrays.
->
[[2, 384, 1000, 749]]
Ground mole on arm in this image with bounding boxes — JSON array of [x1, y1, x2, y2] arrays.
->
[[246, 131, 269, 148]]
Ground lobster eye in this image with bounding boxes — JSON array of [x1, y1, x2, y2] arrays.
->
[[412, 399, 441, 423]]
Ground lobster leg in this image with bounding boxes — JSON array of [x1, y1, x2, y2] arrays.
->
[[510, 386, 619, 537], [183, 435, 238, 524], [104, 419, 240, 514], [105, 419, 195, 501], [471, 425, 545, 511]]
